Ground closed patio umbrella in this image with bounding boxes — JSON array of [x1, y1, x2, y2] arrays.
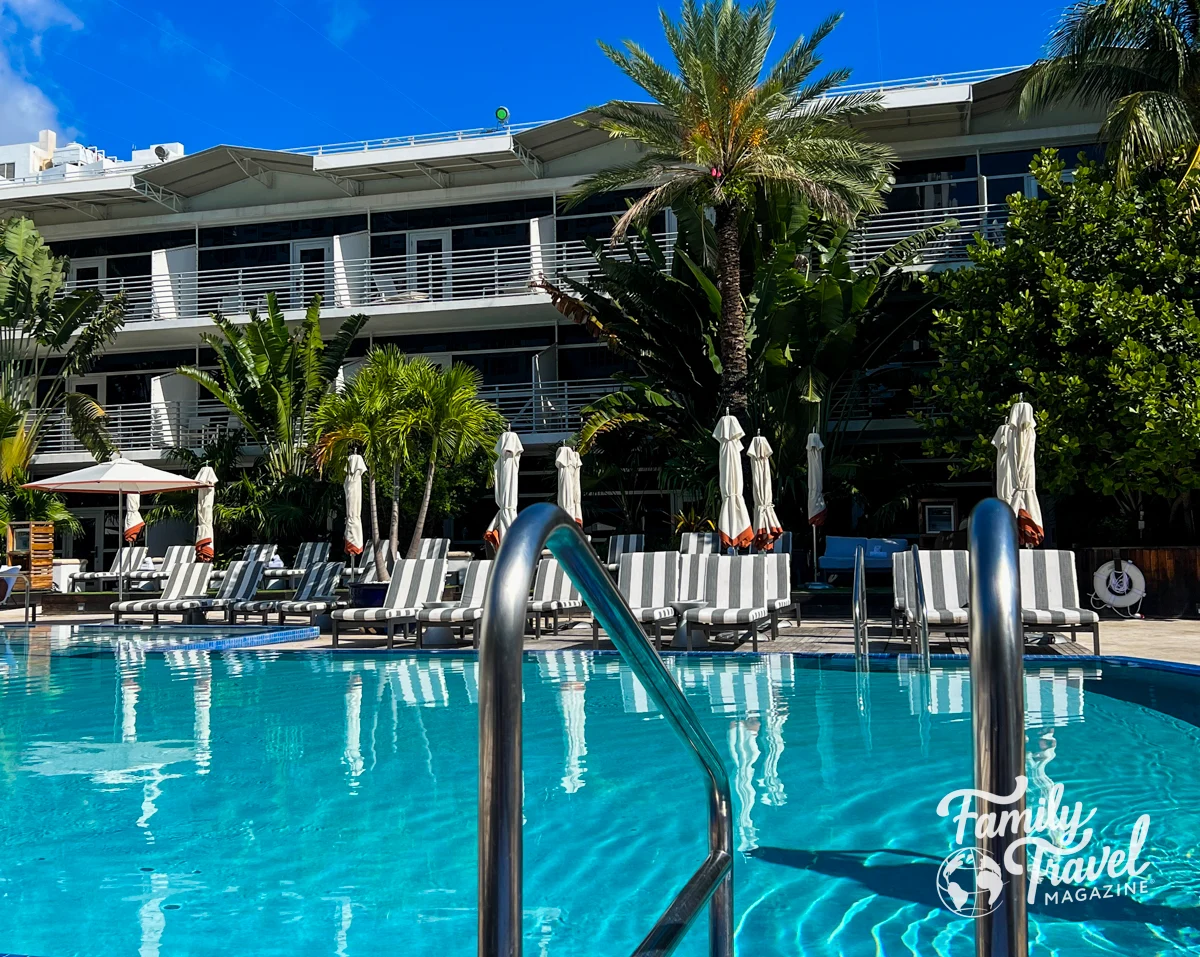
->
[[195, 466, 218, 562], [25, 457, 206, 602], [555, 445, 583, 526], [993, 400, 1044, 546], [123, 492, 144, 543], [747, 434, 782, 550], [484, 430, 523, 551], [343, 453, 366, 557], [713, 413, 753, 551], [806, 432, 827, 579]]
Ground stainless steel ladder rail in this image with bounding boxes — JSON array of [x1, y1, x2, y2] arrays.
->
[[967, 498, 1028, 957], [910, 545, 931, 670], [478, 503, 734, 957], [851, 545, 868, 660]]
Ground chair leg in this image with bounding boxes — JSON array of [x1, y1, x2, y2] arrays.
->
[[416, 620, 423, 649], [472, 620, 480, 649], [387, 621, 395, 650], [552, 610, 559, 634], [1093, 622, 1101, 655], [153, 612, 159, 625], [891, 608, 898, 640], [592, 619, 599, 651], [654, 620, 662, 652], [114, 610, 121, 624], [534, 616, 542, 640], [332, 618, 339, 646], [752, 623, 759, 653], [770, 611, 779, 642]]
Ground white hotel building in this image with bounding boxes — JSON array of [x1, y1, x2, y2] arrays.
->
[[0, 67, 1101, 561]]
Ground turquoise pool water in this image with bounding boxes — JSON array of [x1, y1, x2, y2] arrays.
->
[[1, 633, 1198, 955]]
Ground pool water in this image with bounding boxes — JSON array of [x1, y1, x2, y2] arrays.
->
[[1, 638, 1198, 956]]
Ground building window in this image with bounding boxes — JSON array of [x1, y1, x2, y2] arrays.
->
[[886, 156, 979, 213], [0, 162, 15, 180]]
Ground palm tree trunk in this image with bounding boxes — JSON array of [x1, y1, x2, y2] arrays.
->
[[368, 473, 386, 579], [390, 462, 401, 559], [407, 450, 438, 559], [715, 202, 748, 420]]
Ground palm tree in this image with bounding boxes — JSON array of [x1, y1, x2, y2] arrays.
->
[[178, 292, 368, 477], [1018, 0, 1200, 185], [389, 360, 504, 559], [568, 0, 893, 417], [0, 217, 124, 480], [313, 345, 414, 575]]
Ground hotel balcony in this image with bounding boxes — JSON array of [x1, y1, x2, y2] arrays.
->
[[847, 204, 1008, 270], [31, 378, 618, 468]]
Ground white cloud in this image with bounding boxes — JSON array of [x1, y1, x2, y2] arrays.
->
[[326, 0, 367, 45], [0, 0, 83, 144]]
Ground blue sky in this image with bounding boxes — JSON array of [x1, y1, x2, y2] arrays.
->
[[1, 0, 1066, 154]]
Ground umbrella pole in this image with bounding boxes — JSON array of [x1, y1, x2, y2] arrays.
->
[[117, 492, 124, 606], [812, 524, 820, 583]]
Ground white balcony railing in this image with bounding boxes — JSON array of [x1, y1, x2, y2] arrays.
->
[[848, 203, 1009, 268], [33, 380, 617, 458], [57, 235, 678, 325]]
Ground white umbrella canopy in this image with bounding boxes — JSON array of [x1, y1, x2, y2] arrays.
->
[[713, 414, 753, 551], [747, 435, 782, 551], [343, 454, 367, 557], [555, 446, 583, 526], [194, 466, 218, 562], [484, 431, 524, 551], [993, 400, 1044, 546], [123, 492, 144, 544], [24, 457, 207, 601]]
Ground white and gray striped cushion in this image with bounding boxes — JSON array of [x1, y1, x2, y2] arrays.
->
[[1020, 550, 1099, 626], [204, 561, 265, 608], [677, 554, 709, 602], [685, 605, 768, 625], [681, 555, 770, 627], [263, 541, 332, 577], [111, 562, 212, 612], [629, 606, 678, 622], [419, 560, 491, 623], [607, 534, 645, 570], [417, 538, 451, 560], [75, 546, 148, 580], [528, 559, 583, 614], [618, 551, 678, 608], [759, 553, 792, 612], [332, 559, 446, 622], [910, 550, 969, 626], [680, 532, 720, 554], [892, 551, 911, 612], [275, 599, 347, 614], [126, 545, 193, 581], [231, 562, 344, 614]]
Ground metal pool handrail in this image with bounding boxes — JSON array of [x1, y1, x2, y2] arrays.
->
[[851, 545, 868, 659], [477, 503, 734, 957], [910, 545, 932, 670], [967, 498, 1028, 957]]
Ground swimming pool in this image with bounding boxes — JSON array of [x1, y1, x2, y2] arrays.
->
[[1, 635, 1198, 956]]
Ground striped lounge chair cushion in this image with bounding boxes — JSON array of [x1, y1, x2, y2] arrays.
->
[[126, 545, 193, 581], [275, 599, 346, 614], [76, 546, 148, 580], [910, 550, 969, 626], [680, 531, 720, 554], [263, 541, 332, 577], [677, 554, 709, 602], [629, 606, 678, 622], [892, 551, 911, 612], [685, 605, 768, 625], [683, 555, 769, 628], [606, 534, 645, 571], [417, 538, 451, 560], [332, 558, 446, 622], [111, 562, 213, 613], [203, 560, 265, 608], [528, 559, 583, 614], [420, 561, 492, 623], [616, 551, 678, 623], [759, 553, 792, 612], [1020, 550, 1100, 626]]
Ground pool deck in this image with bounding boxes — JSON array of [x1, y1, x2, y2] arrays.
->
[[5, 606, 1199, 665]]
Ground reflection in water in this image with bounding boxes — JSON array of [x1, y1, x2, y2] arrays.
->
[[138, 872, 168, 957], [559, 681, 587, 794], [121, 676, 140, 743], [194, 677, 212, 774], [344, 674, 364, 783], [898, 665, 1092, 727], [730, 718, 761, 852], [761, 710, 788, 807]]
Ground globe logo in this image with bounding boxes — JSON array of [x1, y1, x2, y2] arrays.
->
[[937, 848, 1004, 917]]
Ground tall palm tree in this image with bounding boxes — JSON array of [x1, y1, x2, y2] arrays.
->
[[178, 292, 368, 478], [389, 361, 504, 559], [0, 217, 124, 480], [568, 0, 893, 416], [1018, 0, 1200, 185]]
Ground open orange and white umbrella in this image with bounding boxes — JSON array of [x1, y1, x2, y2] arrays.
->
[[713, 413, 753, 551], [747, 435, 782, 550], [993, 400, 1044, 546]]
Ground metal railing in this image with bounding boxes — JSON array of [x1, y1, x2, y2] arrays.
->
[[835, 66, 1025, 95], [911, 545, 932, 670], [480, 378, 614, 436], [478, 504, 733, 957], [56, 234, 676, 325], [851, 545, 868, 660], [0, 161, 155, 190], [286, 122, 547, 156], [966, 498, 1028, 957], [848, 203, 1009, 268], [34, 400, 234, 456]]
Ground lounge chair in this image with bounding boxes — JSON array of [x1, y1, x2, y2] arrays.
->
[[71, 546, 148, 592], [759, 552, 794, 624], [229, 561, 346, 624], [261, 541, 331, 583], [1019, 549, 1101, 653], [111, 562, 213, 624], [678, 553, 710, 602], [527, 559, 584, 639], [682, 555, 771, 651], [416, 559, 492, 647], [891, 551, 912, 640], [212, 544, 277, 581], [197, 560, 266, 622], [594, 551, 679, 651], [907, 549, 969, 649], [606, 534, 645, 573], [416, 538, 451, 559], [680, 531, 720, 554], [331, 558, 447, 648], [125, 545, 194, 586]]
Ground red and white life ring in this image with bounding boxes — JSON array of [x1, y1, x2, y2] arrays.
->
[[1092, 560, 1146, 610]]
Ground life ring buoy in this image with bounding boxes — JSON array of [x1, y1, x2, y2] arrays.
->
[[1092, 560, 1146, 609]]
